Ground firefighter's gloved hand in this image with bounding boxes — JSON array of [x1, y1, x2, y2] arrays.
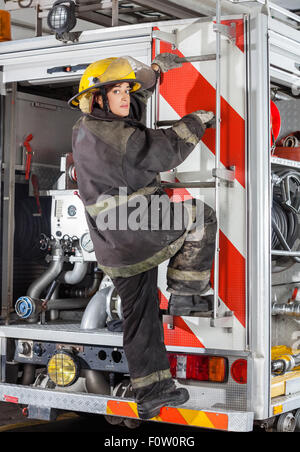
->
[[192, 110, 216, 128], [152, 53, 183, 73]]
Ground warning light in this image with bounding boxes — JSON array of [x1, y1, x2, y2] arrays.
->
[[0, 10, 11, 42]]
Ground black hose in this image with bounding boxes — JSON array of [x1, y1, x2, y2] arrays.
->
[[272, 170, 300, 262], [14, 197, 51, 260], [271, 201, 298, 249], [21, 363, 36, 385]]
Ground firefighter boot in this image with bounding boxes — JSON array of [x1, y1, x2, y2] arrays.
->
[[167, 287, 214, 316], [136, 380, 189, 420]]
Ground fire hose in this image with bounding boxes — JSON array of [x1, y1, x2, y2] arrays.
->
[[272, 169, 300, 262]]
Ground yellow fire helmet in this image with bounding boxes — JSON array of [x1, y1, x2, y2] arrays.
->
[[68, 57, 142, 114]]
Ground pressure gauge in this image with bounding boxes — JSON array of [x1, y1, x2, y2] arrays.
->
[[80, 232, 94, 253], [68, 204, 77, 217]]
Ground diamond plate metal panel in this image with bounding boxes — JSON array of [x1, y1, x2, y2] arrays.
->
[[276, 99, 300, 141]]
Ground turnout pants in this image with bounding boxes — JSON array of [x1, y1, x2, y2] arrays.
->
[[112, 267, 174, 402], [167, 201, 217, 295], [111, 201, 216, 401]]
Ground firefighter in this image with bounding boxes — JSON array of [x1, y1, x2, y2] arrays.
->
[[69, 54, 216, 419]]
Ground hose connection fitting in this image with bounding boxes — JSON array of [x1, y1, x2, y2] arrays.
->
[[15, 296, 44, 320]]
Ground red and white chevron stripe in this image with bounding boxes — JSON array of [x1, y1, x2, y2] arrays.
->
[[155, 18, 247, 351]]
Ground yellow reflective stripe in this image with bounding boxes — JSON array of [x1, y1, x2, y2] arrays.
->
[[128, 402, 139, 417], [106, 400, 229, 430], [167, 267, 211, 282], [96, 205, 194, 278], [86, 196, 119, 218], [98, 231, 188, 278], [131, 369, 172, 389], [86, 186, 159, 218], [179, 409, 215, 428]]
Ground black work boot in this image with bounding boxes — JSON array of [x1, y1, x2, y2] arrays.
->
[[137, 387, 189, 420], [167, 290, 214, 317]]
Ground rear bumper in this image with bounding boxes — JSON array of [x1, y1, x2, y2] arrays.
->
[[0, 382, 254, 431]]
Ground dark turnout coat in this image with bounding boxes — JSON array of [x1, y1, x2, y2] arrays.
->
[[72, 88, 206, 278]]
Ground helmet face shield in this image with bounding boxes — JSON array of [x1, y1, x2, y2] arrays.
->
[[68, 57, 142, 113], [98, 58, 139, 86]]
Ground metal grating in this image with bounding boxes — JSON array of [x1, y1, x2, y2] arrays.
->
[[68, 0, 206, 29], [4, 0, 206, 36]]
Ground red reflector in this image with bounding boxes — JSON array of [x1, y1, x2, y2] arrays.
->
[[231, 359, 247, 384], [168, 354, 227, 383], [3, 395, 19, 404]]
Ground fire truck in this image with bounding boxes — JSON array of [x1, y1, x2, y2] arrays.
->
[[0, 0, 299, 432]]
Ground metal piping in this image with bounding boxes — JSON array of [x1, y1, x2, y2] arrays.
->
[[83, 369, 110, 395], [46, 298, 90, 310], [26, 242, 64, 299], [86, 271, 102, 296], [272, 300, 300, 317], [64, 267, 102, 298], [270, 88, 293, 101], [25, 242, 93, 308], [82, 369, 110, 394], [15, 295, 90, 320], [63, 248, 89, 285], [20, 242, 94, 320], [64, 261, 88, 285], [212, 0, 221, 320], [80, 285, 114, 330], [272, 353, 300, 375]]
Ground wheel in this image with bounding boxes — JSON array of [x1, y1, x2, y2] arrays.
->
[[294, 409, 300, 432], [276, 412, 296, 432]]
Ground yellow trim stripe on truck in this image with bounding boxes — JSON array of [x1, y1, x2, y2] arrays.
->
[[106, 400, 228, 430]]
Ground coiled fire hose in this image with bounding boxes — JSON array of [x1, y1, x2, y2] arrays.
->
[[272, 169, 300, 262]]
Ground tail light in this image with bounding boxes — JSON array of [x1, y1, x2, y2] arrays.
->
[[0, 10, 11, 42], [230, 359, 247, 384], [168, 354, 227, 383]]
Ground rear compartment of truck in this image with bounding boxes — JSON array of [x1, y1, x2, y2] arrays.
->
[[0, 2, 299, 432]]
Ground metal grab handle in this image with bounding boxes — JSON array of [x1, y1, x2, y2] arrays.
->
[[212, 0, 222, 321], [174, 54, 217, 63], [156, 120, 178, 127], [161, 182, 216, 189], [272, 250, 300, 257], [156, 119, 216, 128]]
